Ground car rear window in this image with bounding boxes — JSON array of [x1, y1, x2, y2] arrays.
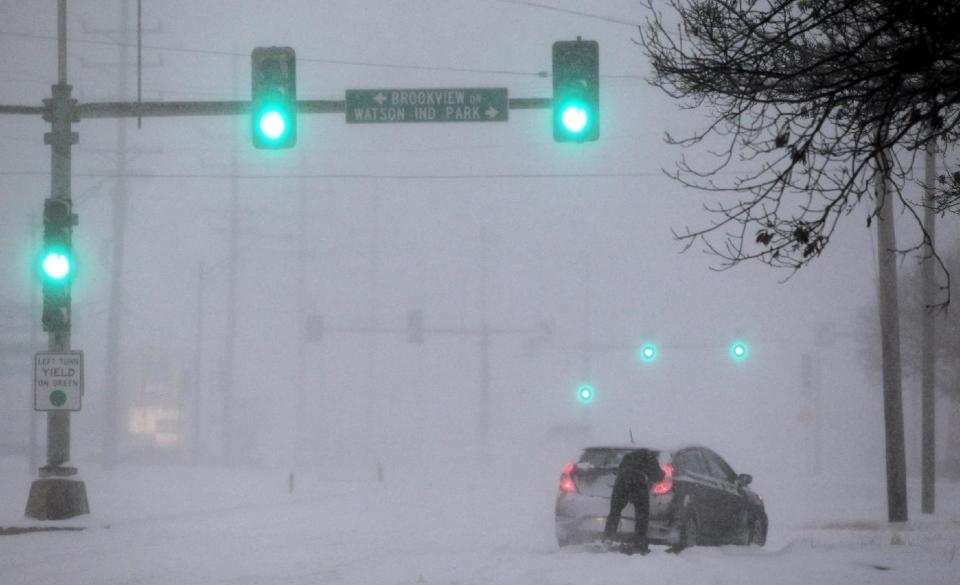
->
[[578, 447, 660, 470]]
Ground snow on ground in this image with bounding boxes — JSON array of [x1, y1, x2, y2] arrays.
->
[[1, 456, 958, 585]]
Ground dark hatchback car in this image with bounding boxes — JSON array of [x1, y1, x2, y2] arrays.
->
[[555, 445, 767, 549]]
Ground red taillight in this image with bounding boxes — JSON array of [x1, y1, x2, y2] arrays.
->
[[559, 462, 577, 494], [652, 463, 674, 495]]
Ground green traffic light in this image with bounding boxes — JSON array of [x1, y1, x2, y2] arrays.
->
[[258, 111, 287, 140], [561, 103, 589, 134], [577, 384, 595, 403], [730, 341, 749, 361], [555, 98, 594, 141], [639, 343, 657, 363], [253, 103, 293, 146], [41, 250, 71, 281], [251, 47, 297, 149], [552, 39, 599, 143]]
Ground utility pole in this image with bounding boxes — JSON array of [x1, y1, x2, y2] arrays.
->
[[192, 264, 206, 465], [101, 0, 131, 470], [875, 147, 908, 524], [29, 212, 41, 472], [222, 189, 239, 463], [921, 137, 937, 514], [478, 229, 492, 460], [295, 164, 307, 470], [80, 0, 161, 468], [220, 53, 241, 465], [368, 194, 383, 465], [809, 325, 828, 475], [25, 0, 89, 520]]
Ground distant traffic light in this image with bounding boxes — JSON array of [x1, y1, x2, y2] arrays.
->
[[639, 343, 657, 363], [552, 38, 599, 142], [40, 198, 75, 332], [577, 384, 595, 403], [251, 47, 297, 149], [730, 341, 749, 361]]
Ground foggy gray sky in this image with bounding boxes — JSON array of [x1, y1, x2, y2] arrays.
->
[[0, 1, 945, 484]]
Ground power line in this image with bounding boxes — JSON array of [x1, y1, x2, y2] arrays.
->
[[0, 29, 549, 79], [0, 29, 646, 83], [485, 0, 642, 27], [0, 169, 668, 180]]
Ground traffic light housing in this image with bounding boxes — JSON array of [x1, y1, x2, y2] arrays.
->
[[41, 198, 75, 332], [251, 47, 297, 149], [552, 39, 599, 142]]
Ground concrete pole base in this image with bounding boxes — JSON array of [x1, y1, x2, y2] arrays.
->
[[25, 477, 89, 520]]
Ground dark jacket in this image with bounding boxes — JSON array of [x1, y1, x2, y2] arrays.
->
[[616, 449, 664, 490]]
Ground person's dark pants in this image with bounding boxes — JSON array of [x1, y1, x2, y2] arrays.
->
[[603, 483, 650, 548]]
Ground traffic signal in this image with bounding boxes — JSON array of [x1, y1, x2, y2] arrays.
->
[[251, 47, 297, 149], [40, 197, 75, 332], [730, 341, 749, 361], [639, 343, 657, 363], [577, 384, 595, 403], [552, 38, 599, 142]]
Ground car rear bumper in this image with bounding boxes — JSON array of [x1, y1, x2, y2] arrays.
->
[[555, 494, 678, 546], [555, 514, 678, 545]]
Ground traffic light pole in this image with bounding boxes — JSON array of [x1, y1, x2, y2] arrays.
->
[[25, 0, 89, 521]]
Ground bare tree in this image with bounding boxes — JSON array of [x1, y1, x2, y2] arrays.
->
[[639, 0, 960, 301], [639, 0, 960, 523]]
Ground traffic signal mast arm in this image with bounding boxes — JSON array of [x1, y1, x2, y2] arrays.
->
[[1, 39, 562, 125], [76, 99, 343, 118], [0, 97, 553, 120]]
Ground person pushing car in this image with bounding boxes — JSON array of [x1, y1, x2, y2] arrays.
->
[[603, 449, 664, 554]]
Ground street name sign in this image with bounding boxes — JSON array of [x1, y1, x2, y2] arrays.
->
[[34, 351, 83, 411], [345, 88, 508, 124]]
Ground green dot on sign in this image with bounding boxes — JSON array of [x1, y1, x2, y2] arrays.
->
[[49, 390, 67, 407]]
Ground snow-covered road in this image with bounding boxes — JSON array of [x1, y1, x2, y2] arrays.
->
[[2, 460, 958, 585]]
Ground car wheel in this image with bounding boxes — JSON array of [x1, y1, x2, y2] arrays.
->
[[748, 516, 766, 547]]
